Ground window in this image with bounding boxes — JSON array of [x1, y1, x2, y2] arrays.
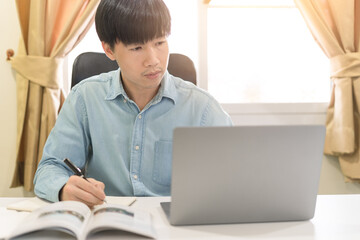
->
[[206, 0, 330, 103]]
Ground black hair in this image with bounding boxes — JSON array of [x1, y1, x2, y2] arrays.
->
[[95, 0, 171, 49]]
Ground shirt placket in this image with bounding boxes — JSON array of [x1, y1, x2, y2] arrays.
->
[[130, 110, 145, 195]]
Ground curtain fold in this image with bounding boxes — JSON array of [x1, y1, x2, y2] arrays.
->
[[10, 0, 100, 191], [294, 0, 360, 182]]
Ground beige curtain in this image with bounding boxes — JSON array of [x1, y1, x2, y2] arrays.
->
[[294, 0, 360, 181], [9, 0, 100, 191]]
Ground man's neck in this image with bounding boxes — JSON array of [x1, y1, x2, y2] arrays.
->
[[120, 73, 161, 111], [122, 83, 160, 111], [129, 89, 159, 111]]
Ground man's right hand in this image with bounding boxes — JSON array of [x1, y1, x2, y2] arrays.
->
[[60, 176, 106, 208]]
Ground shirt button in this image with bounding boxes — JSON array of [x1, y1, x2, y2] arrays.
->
[[123, 99, 127, 103], [135, 145, 140, 150], [138, 115, 142, 119], [133, 175, 138, 180]]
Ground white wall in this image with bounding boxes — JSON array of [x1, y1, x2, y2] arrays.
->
[[318, 155, 360, 194], [0, 1, 359, 197], [0, 1, 34, 197]]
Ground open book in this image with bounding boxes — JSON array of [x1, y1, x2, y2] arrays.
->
[[6, 201, 156, 240]]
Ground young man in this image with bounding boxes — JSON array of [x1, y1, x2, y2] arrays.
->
[[34, 0, 232, 207]]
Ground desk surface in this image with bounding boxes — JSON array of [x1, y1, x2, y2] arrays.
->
[[1, 194, 360, 239]]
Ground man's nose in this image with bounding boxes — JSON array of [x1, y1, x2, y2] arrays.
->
[[144, 47, 160, 67]]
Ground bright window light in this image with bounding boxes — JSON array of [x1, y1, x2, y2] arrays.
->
[[209, 0, 295, 7], [207, 3, 330, 103]]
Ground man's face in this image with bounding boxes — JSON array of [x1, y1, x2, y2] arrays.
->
[[103, 37, 169, 93]]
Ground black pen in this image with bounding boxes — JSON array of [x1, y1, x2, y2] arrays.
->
[[63, 158, 107, 203], [64, 158, 88, 180]]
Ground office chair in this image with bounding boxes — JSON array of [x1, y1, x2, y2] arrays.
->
[[71, 52, 196, 88]]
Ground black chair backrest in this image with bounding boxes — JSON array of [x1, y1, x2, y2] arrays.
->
[[71, 52, 196, 88], [167, 53, 196, 85]]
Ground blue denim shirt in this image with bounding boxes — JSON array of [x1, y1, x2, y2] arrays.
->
[[34, 69, 232, 202]]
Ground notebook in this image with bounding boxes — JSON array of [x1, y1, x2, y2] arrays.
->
[[161, 125, 326, 225]]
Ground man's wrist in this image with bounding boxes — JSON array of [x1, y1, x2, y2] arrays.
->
[[58, 185, 65, 201]]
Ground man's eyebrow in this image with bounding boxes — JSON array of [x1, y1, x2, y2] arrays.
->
[[123, 36, 167, 47], [125, 42, 145, 47]]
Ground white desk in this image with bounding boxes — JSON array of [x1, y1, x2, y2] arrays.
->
[[1, 195, 360, 239]]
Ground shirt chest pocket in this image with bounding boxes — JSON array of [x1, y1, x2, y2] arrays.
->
[[152, 140, 172, 186]]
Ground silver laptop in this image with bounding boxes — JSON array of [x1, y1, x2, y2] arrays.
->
[[161, 125, 326, 225]]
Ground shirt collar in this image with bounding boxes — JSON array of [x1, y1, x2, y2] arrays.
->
[[105, 69, 125, 100], [155, 71, 177, 104], [105, 69, 178, 104]]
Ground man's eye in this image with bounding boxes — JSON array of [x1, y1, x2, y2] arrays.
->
[[131, 46, 142, 51], [156, 41, 165, 46]]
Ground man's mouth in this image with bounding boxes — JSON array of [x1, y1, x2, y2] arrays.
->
[[144, 71, 162, 80]]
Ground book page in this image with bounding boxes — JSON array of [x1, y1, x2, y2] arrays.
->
[[0, 207, 28, 239], [7, 201, 91, 240], [84, 203, 156, 239]]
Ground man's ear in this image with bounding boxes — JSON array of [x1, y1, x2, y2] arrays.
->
[[102, 42, 116, 61]]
